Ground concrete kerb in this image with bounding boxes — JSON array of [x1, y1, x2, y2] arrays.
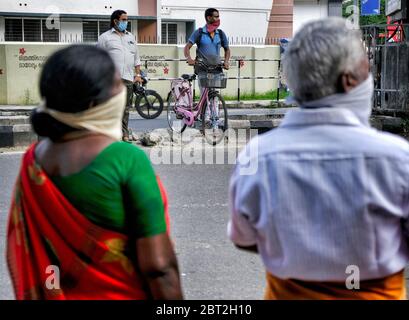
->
[[0, 103, 407, 148], [0, 106, 36, 116], [133, 115, 406, 148], [136, 120, 282, 148], [0, 124, 38, 148], [0, 115, 31, 125], [225, 100, 287, 109], [0, 106, 37, 147]]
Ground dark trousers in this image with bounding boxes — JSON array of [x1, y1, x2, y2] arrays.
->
[[122, 79, 134, 138]]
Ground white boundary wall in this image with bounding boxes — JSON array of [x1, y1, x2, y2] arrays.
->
[[0, 42, 280, 104]]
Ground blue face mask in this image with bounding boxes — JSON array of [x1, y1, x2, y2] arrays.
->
[[117, 21, 128, 32]]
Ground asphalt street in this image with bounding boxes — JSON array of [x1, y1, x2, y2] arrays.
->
[[0, 148, 265, 300], [1, 120, 408, 299], [0, 107, 283, 300], [128, 107, 287, 132]]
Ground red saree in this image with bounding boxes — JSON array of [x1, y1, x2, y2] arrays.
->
[[6, 143, 170, 300]]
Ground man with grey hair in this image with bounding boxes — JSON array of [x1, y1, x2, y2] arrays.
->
[[228, 18, 409, 299]]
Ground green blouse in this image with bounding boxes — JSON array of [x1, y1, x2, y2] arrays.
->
[[51, 142, 166, 238]]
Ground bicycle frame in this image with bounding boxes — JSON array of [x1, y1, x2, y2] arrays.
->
[[134, 82, 146, 97], [173, 83, 211, 127]]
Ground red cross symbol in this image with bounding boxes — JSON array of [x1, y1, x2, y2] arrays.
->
[[19, 48, 26, 55], [163, 67, 169, 74], [0, 69, 3, 75]]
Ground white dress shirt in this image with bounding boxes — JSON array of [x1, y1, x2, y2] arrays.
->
[[228, 107, 409, 281], [97, 28, 141, 82]]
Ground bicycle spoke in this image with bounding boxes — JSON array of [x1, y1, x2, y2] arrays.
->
[[202, 93, 227, 146], [146, 97, 151, 115], [167, 93, 186, 133], [148, 97, 157, 107]]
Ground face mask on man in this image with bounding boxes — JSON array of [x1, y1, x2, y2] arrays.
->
[[117, 20, 128, 32], [207, 19, 220, 33], [301, 73, 374, 127]]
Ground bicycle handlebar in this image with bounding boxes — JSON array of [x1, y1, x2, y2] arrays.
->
[[195, 59, 225, 71]]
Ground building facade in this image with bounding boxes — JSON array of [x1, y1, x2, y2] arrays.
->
[[0, 0, 159, 42], [0, 0, 343, 44]]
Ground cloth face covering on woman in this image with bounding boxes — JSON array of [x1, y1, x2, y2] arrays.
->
[[37, 87, 127, 141]]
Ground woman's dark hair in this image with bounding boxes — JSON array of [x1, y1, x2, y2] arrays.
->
[[205, 8, 218, 22], [110, 10, 127, 28], [31, 44, 116, 141]]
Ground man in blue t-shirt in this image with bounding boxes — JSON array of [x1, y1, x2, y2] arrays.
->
[[184, 8, 231, 72]]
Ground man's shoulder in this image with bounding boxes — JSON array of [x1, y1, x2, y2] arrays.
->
[[101, 29, 114, 36], [364, 129, 409, 154], [98, 29, 114, 40], [239, 125, 409, 161], [188, 28, 201, 43], [125, 31, 135, 38], [191, 28, 202, 36]]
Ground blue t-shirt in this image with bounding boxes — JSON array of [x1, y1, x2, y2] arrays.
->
[[188, 26, 229, 60]]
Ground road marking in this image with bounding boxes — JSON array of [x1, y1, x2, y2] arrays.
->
[[0, 151, 25, 155]]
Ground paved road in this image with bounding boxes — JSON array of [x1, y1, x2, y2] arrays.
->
[[0, 148, 265, 300], [128, 108, 289, 132], [1, 143, 408, 300]]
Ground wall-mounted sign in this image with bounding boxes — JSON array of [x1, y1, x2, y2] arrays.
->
[[362, 0, 380, 16], [386, 0, 402, 16]]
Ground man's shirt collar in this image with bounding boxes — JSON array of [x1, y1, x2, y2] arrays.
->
[[280, 107, 363, 128], [202, 25, 219, 34], [110, 28, 129, 35]]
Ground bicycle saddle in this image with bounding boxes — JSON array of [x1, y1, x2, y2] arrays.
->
[[181, 74, 196, 81]]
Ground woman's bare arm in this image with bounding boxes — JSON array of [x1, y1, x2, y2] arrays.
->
[[136, 233, 183, 299]]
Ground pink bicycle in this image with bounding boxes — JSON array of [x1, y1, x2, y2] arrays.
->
[[166, 62, 228, 145]]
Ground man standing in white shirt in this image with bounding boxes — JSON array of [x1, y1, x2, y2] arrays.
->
[[228, 18, 409, 300], [98, 10, 143, 142]]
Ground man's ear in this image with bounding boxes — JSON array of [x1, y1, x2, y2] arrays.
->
[[340, 72, 360, 93], [336, 74, 346, 93]]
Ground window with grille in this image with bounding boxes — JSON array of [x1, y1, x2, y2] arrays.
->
[[5, 19, 23, 41], [5, 18, 60, 42], [24, 19, 41, 42], [84, 20, 132, 41], [83, 21, 98, 42], [42, 20, 59, 42], [161, 23, 177, 44], [161, 24, 166, 44], [99, 21, 111, 35], [167, 24, 177, 44]]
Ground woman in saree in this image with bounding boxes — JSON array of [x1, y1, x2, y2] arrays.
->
[[6, 45, 182, 300]]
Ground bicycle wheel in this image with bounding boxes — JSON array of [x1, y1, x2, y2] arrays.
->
[[201, 91, 228, 146], [167, 92, 187, 133], [135, 90, 164, 119]]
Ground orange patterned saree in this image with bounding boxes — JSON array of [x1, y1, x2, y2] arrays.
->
[[6, 144, 169, 300]]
